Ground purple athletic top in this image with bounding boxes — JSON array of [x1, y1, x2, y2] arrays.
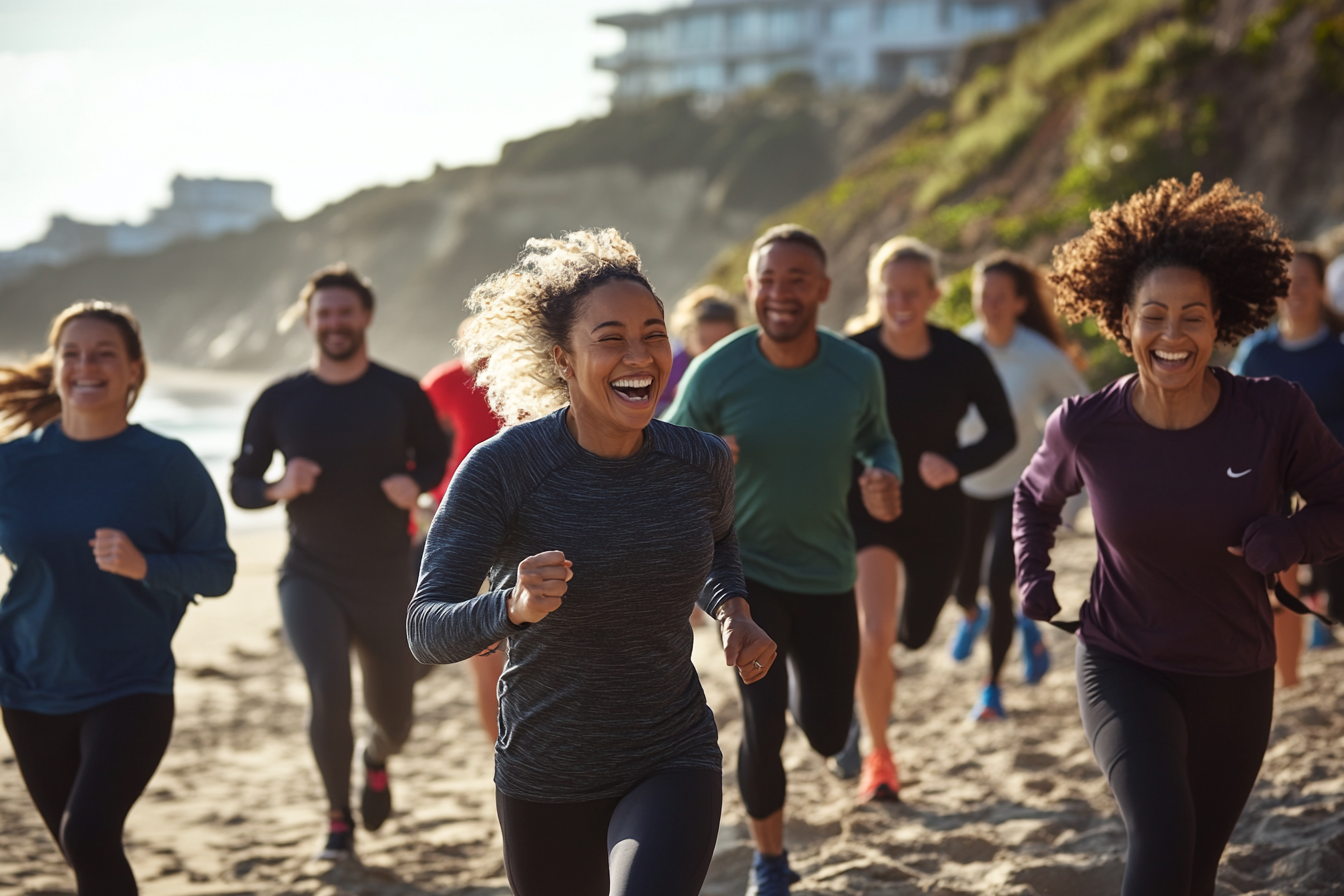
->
[[1014, 367, 1344, 676]]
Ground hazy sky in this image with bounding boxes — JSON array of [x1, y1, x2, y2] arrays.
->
[[0, 0, 666, 248]]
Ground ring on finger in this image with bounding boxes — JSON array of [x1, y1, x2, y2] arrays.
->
[[752, 659, 763, 670]]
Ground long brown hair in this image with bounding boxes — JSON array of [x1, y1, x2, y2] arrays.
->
[[0, 301, 147, 440], [973, 251, 1070, 347]]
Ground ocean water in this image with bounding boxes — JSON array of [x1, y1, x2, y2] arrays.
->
[[129, 367, 286, 532]]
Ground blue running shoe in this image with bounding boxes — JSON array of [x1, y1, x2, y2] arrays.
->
[[826, 714, 862, 780], [746, 850, 801, 896], [968, 683, 1006, 721], [1309, 618, 1338, 649], [950, 602, 990, 662], [1018, 613, 1051, 684]]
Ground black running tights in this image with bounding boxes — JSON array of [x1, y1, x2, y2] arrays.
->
[[737, 578, 859, 819], [953, 494, 1016, 682], [1076, 643, 1273, 896], [496, 767, 722, 896], [3, 692, 174, 896]]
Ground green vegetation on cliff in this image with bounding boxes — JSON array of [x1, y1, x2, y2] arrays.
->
[[707, 0, 1344, 387]]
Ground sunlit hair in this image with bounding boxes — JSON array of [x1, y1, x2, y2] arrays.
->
[[844, 235, 941, 334], [669, 284, 741, 344], [278, 262, 376, 332], [747, 224, 828, 279], [458, 229, 659, 424], [1051, 175, 1290, 355], [1292, 244, 1344, 336], [0, 301, 147, 440]]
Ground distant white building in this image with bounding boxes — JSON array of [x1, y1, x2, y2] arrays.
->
[[0, 176, 280, 286], [596, 0, 1040, 103]]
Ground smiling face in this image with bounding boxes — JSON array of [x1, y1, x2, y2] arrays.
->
[[307, 287, 372, 361], [1281, 255, 1327, 330], [747, 241, 830, 343], [555, 279, 672, 438], [878, 258, 940, 334], [54, 316, 143, 421], [975, 269, 1029, 335], [1123, 266, 1218, 393]]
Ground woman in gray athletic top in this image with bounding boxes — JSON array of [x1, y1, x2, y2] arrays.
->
[[407, 229, 776, 896]]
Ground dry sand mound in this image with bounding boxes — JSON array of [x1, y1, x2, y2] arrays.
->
[[2, 528, 1343, 895]]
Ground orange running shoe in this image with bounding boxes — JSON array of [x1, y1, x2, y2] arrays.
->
[[857, 749, 901, 802]]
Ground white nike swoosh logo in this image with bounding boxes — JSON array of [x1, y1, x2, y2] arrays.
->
[[1227, 468, 1251, 478]]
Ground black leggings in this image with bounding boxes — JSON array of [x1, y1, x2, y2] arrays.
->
[[852, 491, 966, 650], [3, 693, 174, 896], [279, 571, 423, 812], [1076, 643, 1274, 896], [496, 767, 722, 896], [737, 579, 858, 819], [953, 494, 1017, 682]]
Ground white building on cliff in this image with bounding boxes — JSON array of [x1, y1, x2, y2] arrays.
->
[[0, 176, 280, 286], [597, 0, 1040, 103]]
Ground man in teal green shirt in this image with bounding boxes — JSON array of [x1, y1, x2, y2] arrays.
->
[[666, 224, 900, 895]]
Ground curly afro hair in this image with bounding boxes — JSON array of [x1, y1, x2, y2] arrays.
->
[[1050, 174, 1292, 355]]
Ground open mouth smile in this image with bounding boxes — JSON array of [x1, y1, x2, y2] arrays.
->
[[610, 375, 655, 405], [1151, 349, 1192, 372]]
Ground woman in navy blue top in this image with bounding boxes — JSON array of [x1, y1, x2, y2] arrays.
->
[[0, 302, 235, 895], [1231, 246, 1344, 670]]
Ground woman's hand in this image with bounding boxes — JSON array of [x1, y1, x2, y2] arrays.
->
[[859, 467, 902, 521], [508, 551, 573, 625], [89, 528, 148, 580], [918, 451, 959, 490], [716, 597, 776, 684], [1228, 515, 1305, 576]]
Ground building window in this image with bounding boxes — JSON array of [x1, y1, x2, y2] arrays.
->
[[824, 53, 859, 83], [881, 0, 940, 36], [906, 54, 943, 82], [949, 2, 1018, 35], [735, 59, 773, 87], [729, 8, 770, 48], [768, 7, 803, 48], [676, 61, 727, 91], [679, 11, 725, 51], [827, 3, 865, 36]]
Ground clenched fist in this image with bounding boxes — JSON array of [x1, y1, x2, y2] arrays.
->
[[859, 467, 902, 522], [508, 550, 573, 625], [89, 528, 148, 580], [380, 473, 420, 510], [918, 451, 959, 490], [265, 457, 322, 503]]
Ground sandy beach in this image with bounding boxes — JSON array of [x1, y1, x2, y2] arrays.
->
[[3, 519, 1344, 896]]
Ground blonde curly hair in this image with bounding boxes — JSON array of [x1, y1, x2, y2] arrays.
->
[[458, 229, 659, 424]]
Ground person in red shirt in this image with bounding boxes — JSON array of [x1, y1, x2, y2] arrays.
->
[[420, 323, 506, 741]]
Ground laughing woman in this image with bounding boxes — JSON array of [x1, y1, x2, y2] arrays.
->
[[1015, 176, 1344, 896], [0, 302, 235, 896], [407, 229, 776, 896]]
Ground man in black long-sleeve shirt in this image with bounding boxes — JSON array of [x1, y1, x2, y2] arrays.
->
[[231, 264, 447, 860]]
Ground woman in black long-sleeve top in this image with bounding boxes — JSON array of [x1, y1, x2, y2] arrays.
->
[[841, 235, 1016, 802]]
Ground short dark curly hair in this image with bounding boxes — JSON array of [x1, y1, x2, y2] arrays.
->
[[1050, 175, 1291, 355]]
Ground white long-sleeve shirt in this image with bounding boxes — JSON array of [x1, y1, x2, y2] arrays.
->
[[958, 321, 1087, 500]]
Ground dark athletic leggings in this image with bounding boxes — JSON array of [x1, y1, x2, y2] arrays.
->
[[279, 571, 424, 812], [496, 767, 722, 896], [3, 693, 174, 896], [738, 579, 858, 819], [1076, 643, 1274, 896], [953, 494, 1016, 682]]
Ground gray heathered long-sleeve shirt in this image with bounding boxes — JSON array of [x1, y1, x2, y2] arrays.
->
[[407, 408, 746, 802]]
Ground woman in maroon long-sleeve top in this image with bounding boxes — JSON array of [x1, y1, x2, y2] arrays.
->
[[1014, 176, 1344, 896]]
